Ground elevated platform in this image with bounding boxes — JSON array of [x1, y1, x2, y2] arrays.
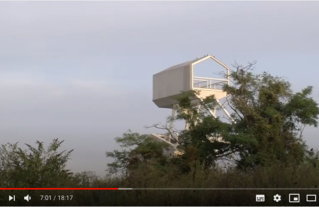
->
[[149, 133, 229, 157], [150, 133, 180, 157], [153, 55, 230, 109]]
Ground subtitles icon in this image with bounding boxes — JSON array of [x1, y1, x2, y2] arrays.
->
[[306, 194, 316, 202], [256, 194, 265, 202], [9, 195, 15, 201], [289, 193, 300, 203], [24, 194, 31, 202]]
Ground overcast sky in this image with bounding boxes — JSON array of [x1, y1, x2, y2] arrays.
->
[[0, 1, 318, 176]]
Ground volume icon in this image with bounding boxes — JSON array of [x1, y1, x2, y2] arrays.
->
[[9, 195, 15, 201], [24, 194, 31, 202]]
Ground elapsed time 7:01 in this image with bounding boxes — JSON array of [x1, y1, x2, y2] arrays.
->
[[40, 195, 73, 201]]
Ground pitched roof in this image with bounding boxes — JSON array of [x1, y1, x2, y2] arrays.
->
[[156, 55, 216, 74]]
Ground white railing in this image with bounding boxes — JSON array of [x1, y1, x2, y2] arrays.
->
[[193, 76, 228, 90]]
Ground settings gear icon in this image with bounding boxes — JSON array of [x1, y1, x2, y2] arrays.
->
[[273, 194, 281, 202]]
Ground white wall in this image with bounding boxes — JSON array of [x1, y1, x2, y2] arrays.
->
[[153, 64, 191, 108]]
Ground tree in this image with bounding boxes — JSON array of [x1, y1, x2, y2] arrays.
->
[[0, 138, 74, 188], [171, 90, 255, 172], [222, 62, 319, 168], [106, 130, 170, 176]]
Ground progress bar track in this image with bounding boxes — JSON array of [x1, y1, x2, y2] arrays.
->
[[129, 188, 319, 190], [1, 188, 319, 190]]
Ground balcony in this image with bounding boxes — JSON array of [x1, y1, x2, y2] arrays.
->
[[193, 76, 228, 90]]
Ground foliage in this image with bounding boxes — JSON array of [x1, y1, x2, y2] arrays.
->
[[172, 90, 254, 172], [106, 130, 170, 176], [0, 138, 73, 188], [223, 63, 319, 168]]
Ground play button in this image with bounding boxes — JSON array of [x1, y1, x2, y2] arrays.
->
[[9, 195, 15, 201]]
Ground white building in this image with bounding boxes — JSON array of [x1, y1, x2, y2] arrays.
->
[[151, 55, 234, 157]]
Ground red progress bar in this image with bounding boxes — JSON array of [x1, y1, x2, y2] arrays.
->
[[0, 188, 119, 190]]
